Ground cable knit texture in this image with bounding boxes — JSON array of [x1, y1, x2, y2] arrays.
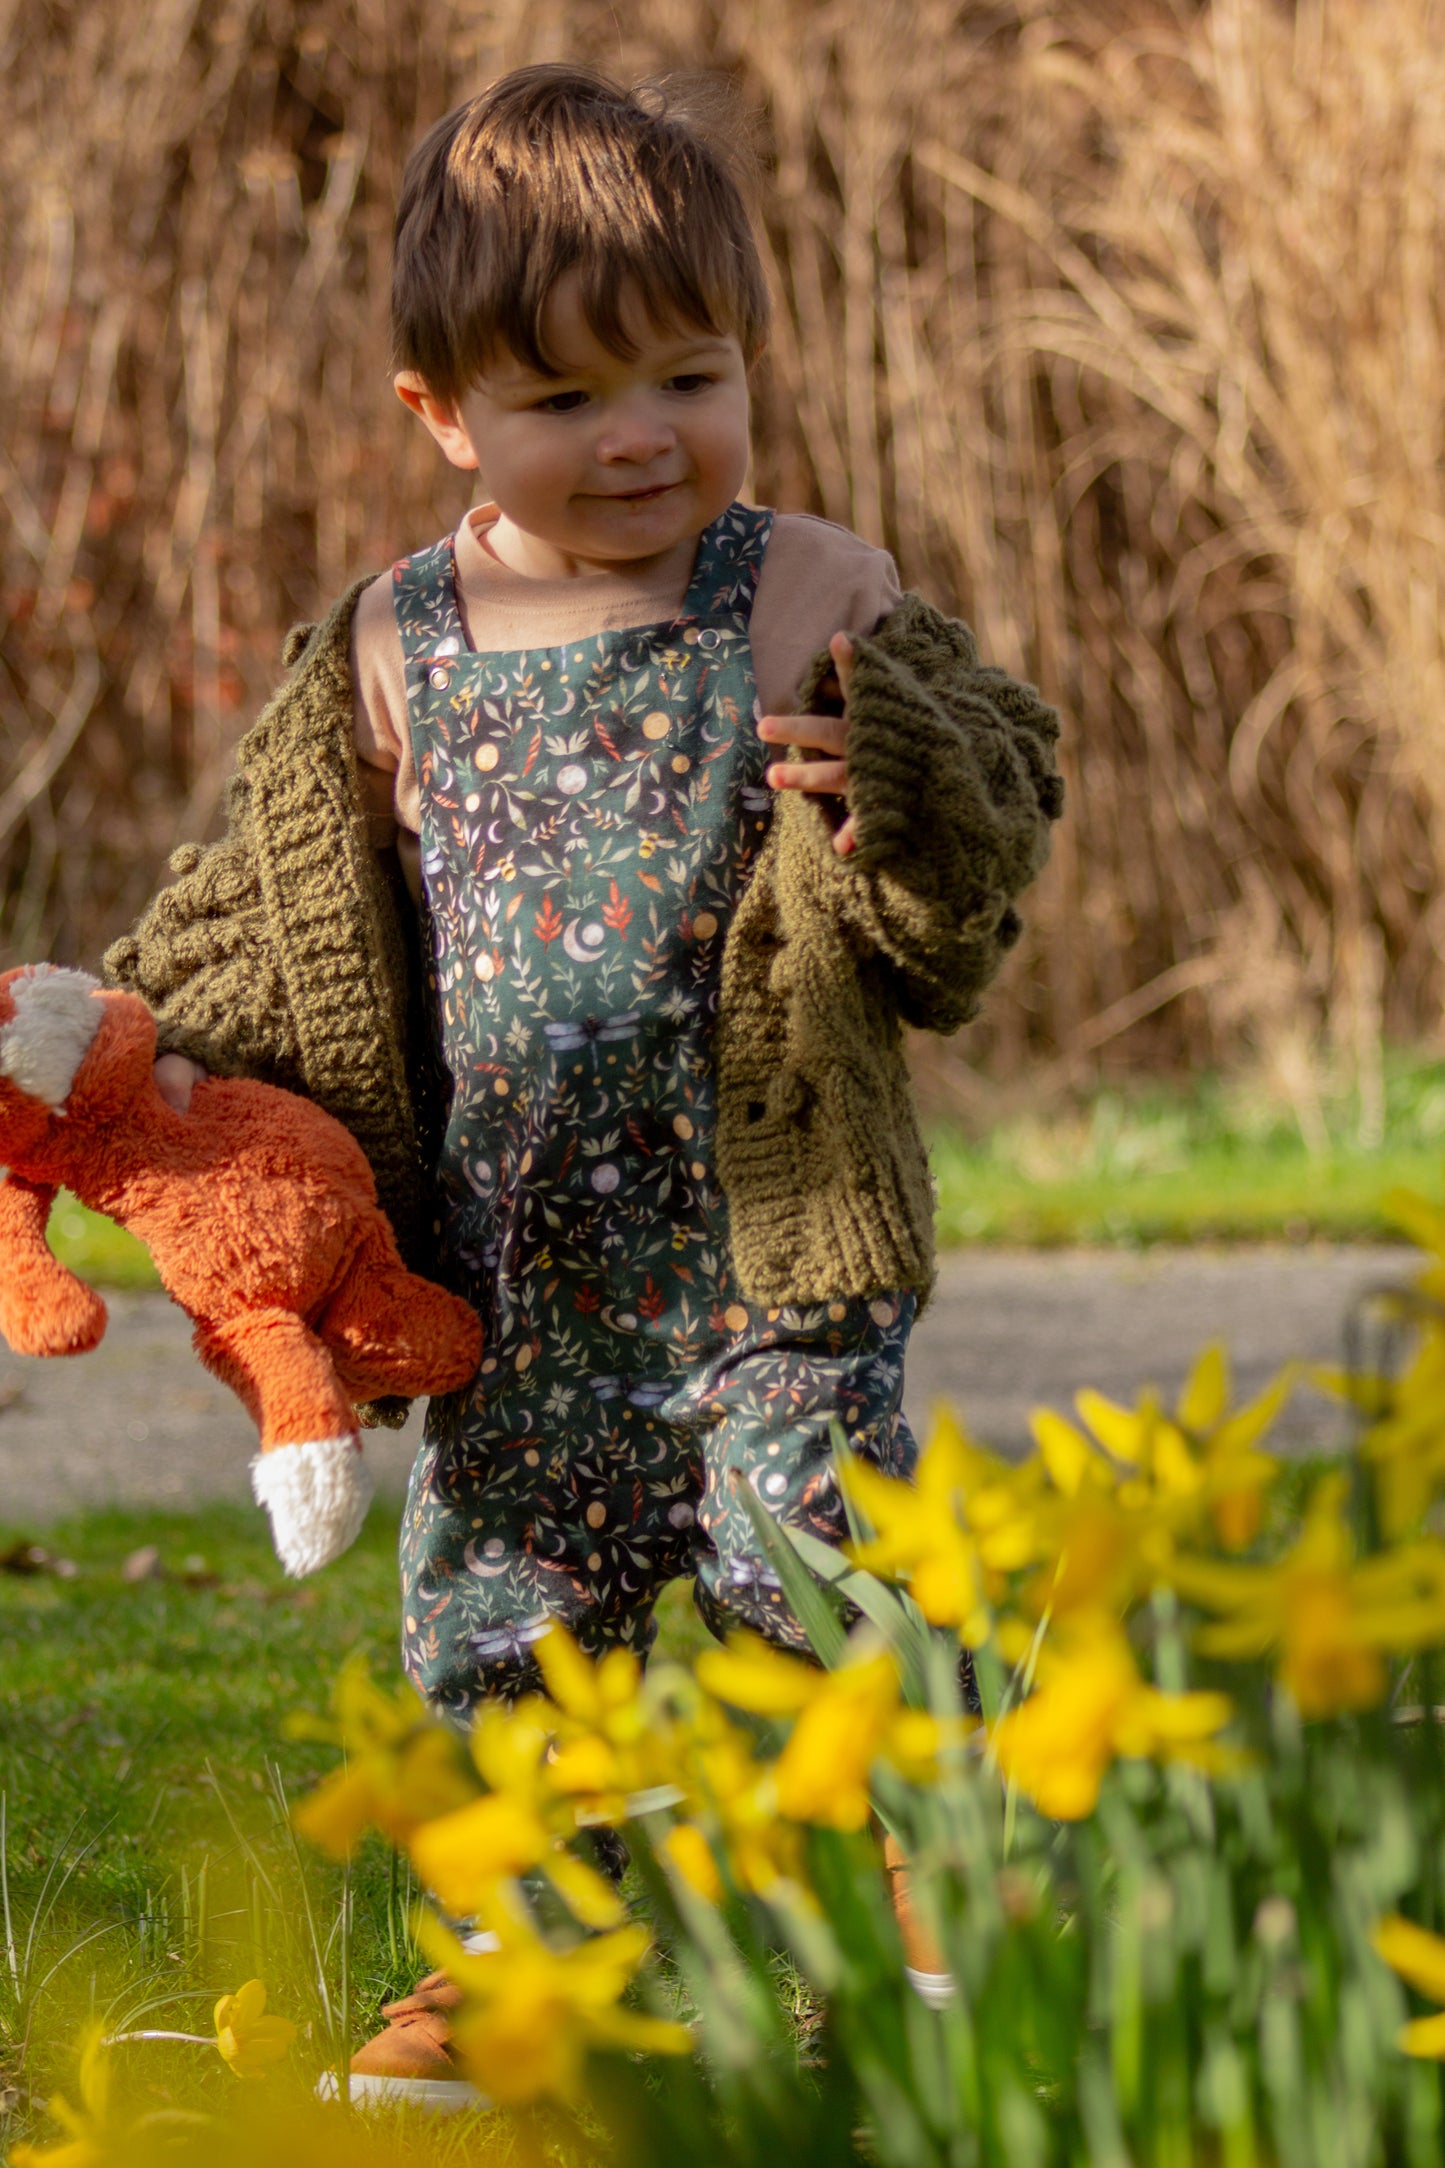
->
[[104, 580, 423, 1264], [715, 594, 1062, 1305], [105, 577, 1062, 1320]]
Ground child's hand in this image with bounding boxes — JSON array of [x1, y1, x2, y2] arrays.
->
[[154, 1053, 207, 1113], [757, 632, 858, 856]]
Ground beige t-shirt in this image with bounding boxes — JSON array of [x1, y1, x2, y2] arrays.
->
[[351, 504, 903, 879]]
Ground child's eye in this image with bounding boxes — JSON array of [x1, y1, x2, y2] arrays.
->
[[535, 389, 589, 414], [665, 373, 715, 394]]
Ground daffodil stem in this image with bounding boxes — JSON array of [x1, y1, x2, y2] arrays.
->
[[103, 2030, 215, 2048]]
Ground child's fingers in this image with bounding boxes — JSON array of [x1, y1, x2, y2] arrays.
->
[[829, 631, 856, 702], [153, 1053, 206, 1114], [766, 758, 850, 795], [834, 813, 857, 856], [756, 712, 848, 756]]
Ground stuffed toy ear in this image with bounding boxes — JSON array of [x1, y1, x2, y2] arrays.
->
[[250, 1437, 373, 1578], [0, 967, 102, 1110]]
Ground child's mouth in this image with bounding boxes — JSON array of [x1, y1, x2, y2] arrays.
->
[[600, 484, 676, 505]]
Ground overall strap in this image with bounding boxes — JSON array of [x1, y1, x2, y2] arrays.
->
[[675, 503, 775, 626], [390, 535, 468, 688]]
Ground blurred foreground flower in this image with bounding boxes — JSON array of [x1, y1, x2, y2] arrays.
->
[[1328, 1190, 1445, 1534], [698, 1632, 962, 1830], [531, 1626, 679, 1817], [989, 1612, 1236, 1819], [288, 1656, 476, 1856], [841, 1407, 1036, 1637], [414, 1910, 691, 2105], [212, 1981, 297, 2078], [1172, 1473, 1445, 1718], [9, 2027, 111, 2167], [1372, 1916, 1445, 2055], [409, 1692, 626, 1931]]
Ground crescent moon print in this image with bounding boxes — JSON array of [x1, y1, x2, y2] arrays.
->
[[562, 919, 606, 963], [463, 1539, 509, 1577]]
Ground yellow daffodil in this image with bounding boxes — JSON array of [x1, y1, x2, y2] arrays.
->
[[698, 1632, 957, 1831], [529, 1626, 683, 1820], [1372, 1915, 1445, 2055], [840, 1407, 1037, 1637], [1172, 1474, 1445, 1719], [695, 1633, 819, 1718], [1339, 1217, 1445, 1532], [409, 1705, 625, 1931], [1356, 1339, 1445, 1536], [1027, 1348, 1288, 1610], [989, 1612, 1234, 1820], [400, 1630, 672, 1926], [414, 1910, 692, 2106], [1011, 1353, 1289, 1625], [1312, 1184, 1445, 1534], [9, 2027, 110, 2167], [658, 1820, 725, 1905], [212, 1979, 297, 2078], [682, 1698, 810, 1897], [290, 1657, 477, 1857]]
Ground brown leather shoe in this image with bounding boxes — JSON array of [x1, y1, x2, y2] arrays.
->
[[883, 1836, 956, 2009], [317, 1969, 488, 2111]]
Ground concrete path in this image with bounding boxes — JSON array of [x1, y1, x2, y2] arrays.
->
[[0, 1246, 1411, 1527]]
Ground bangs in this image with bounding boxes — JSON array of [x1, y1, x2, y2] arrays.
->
[[393, 66, 770, 403]]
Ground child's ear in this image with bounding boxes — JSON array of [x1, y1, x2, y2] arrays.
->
[[394, 373, 479, 471]]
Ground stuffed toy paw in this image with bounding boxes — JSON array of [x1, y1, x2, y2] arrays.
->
[[0, 965, 483, 1576]]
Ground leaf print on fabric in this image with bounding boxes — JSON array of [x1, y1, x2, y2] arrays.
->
[[601, 881, 632, 935]]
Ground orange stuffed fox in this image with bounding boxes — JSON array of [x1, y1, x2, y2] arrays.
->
[[0, 965, 482, 1576]]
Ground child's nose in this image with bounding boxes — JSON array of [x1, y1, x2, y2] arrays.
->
[[595, 396, 676, 464]]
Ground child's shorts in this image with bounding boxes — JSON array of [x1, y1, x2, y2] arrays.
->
[[399, 1292, 917, 1718]]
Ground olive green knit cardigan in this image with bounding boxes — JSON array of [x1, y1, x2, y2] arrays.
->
[[104, 578, 1062, 1317]]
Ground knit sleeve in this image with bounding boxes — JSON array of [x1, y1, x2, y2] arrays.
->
[[791, 594, 1064, 1033], [102, 764, 304, 1087]]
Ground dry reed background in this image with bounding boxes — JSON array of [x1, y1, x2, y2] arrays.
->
[[3, 0, 1444, 1102]]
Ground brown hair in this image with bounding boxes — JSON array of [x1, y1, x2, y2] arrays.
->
[[391, 65, 771, 404]]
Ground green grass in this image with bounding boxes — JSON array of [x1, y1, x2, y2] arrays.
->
[[47, 1191, 158, 1288], [929, 1056, 1445, 1246], [0, 1500, 709, 2146]]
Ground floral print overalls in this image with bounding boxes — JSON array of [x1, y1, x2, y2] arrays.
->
[[396, 503, 918, 1719]]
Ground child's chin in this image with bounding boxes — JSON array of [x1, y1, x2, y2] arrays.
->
[[576, 487, 718, 554]]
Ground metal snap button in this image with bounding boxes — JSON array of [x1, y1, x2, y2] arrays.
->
[[428, 665, 451, 690], [697, 627, 721, 650]]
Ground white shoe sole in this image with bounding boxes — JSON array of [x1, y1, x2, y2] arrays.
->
[[905, 1965, 957, 2010], [316, 2067, 489, 2112]]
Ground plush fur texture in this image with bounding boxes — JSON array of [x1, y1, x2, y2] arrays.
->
[[0, 966, 105, 1109], [0, 968, 482, 1573], [251, 1435, 373, 1578]]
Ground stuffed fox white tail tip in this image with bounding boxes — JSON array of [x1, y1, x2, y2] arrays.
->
[[250, 1436, 372, 1577]]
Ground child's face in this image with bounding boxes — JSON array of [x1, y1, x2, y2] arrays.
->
[[397, 272, 752, 576]]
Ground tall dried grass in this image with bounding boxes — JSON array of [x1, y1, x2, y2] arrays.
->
[[2, 0, 1443, 1086]]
